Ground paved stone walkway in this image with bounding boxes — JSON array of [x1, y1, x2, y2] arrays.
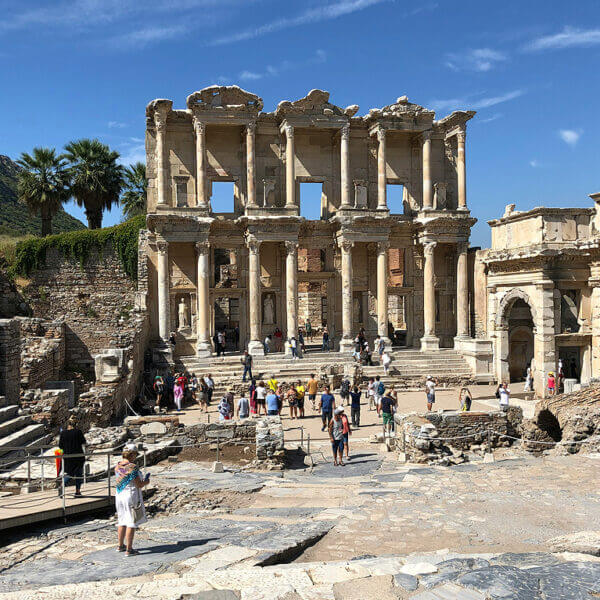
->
[[0, 447, 598, 599]]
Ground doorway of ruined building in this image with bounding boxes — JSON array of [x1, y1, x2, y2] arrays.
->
[[507, 299, 535, 381], [386, 182, 406, 215], [558, 346, 581, 382], [213, 297, 240, 352], [299, 181, 326, 220]]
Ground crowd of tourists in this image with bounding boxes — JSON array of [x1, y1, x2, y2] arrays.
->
[[152, 371, 214, 413]]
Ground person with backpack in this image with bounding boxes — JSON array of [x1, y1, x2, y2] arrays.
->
[[218, 391, 233, 421], [241, 351, 253, 382], [153, 375, 164, 413], [379, 391, 396, 436], [374, 376, 385, 411], [319, 385, 336, 431], [340, 377, 350, 406], [459, 387, 472, 412], [349, 385, 362, 427]]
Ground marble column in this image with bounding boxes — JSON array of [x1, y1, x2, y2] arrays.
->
[[422, 131, 432, 210], [377, 241, 392, 348], [589, 263, 600, 384], [156, 241, 170, 342], [340, 124, 351, 208], [455, 242, 469, 340], [155, 110, 168, 206], [284, 124, 295, 208], [285, 241, 299, 354], [193, 117, 207, 209], [421, 241, 439, 350], [340, 239, 354, 352], [247, 238, 264, 355], [377, 127, 387, 210], [534, 282, 557, 397], [457, 130, 467, 210], [246, 122, 257, 208], [195, 241, 211, 357]]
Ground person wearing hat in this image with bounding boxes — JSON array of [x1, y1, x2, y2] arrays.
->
[[58, 416, 87, 497], [547, 372, 556, 396], [425, 376, 436, 412], [115, 443, 150, 556], [328, 407, 346, 466]]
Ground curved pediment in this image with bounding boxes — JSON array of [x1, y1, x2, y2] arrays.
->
[[275, 89, 358, 118], [186, 85, 263, 112]]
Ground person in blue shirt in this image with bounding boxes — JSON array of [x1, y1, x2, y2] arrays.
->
[[349, 385, 362, 427], [318, 385, 335, 431], [266, 390, 279, 415]]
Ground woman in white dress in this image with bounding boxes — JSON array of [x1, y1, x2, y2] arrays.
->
[[115, 443, 150, 556]]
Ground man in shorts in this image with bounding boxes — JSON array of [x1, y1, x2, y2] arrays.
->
[[379, 392, 396, 436], [307, 374, 319, 410], [319, 385, 335, 431], [425, 375, 436, 411], [328, 407, 345, 466]]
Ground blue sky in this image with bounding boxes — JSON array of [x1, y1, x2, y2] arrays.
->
[[0, 0, 599, 247]]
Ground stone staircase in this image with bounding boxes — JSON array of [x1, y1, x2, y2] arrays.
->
[[0, 401, 53, 461], [176, 348, 473, 398]]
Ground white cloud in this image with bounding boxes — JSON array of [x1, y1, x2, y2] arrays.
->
[[108, 121, 127, 129], [108, 25, 189, 49], [430, 89, 524, 112], [209, 0, 395, 46], [239, 70, 263, 81], [235, 50, 327, 83], [525, 27, 600, 51], [445, 48, 507, 72], [118, 141, 146, 166], [478, 113, 502, 123], [558, 129, 582, 146], [529, 159, 540, 168]]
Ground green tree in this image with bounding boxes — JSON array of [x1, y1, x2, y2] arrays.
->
[[64, 139, 123, 229], [16, 148, 70, 237], [120, 162, 147, 219]]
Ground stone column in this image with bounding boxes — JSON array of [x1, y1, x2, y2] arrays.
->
[[246, 122, 257, 208], [589, 263, 600, 381], [377, 241, 391, 348], [195, 241, 211, 357], [193, 117, 207, 208], [247, 237, 264, 356], [340, 124, 351, 208], [284, 241, 299, 354], [421, 241, 439, 350], [156, 241, 171, 343], [155, 109, 168, 206], [455, 242, 470, 340], [339, 239, 354, 352], [457, 130, 467, 210], [377, 127, 387, 210], [284, 124, 295, 208], [422, 131, 432, 210], [534, 281, 557, 397]]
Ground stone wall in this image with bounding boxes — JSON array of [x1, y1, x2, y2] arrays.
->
[[0, 319, 20, 405], [0, 272, 29, 318], [21, 388, 70, 434]]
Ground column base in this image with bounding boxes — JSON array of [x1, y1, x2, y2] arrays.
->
[[196, 341, 212, 358], [420, 336, 440, 351], [453, 335, 470, 351], [248, 340, 265, 357], [339, 338, 355, 353]]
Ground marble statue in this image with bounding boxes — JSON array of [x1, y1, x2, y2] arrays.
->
[[178, 297, 189, 330], [263, 294, 275, 324]]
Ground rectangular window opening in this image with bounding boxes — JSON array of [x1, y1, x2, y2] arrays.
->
[[387, 183, 405, 214], [211, 181, 235, 213], [299, 182, 324, 220]]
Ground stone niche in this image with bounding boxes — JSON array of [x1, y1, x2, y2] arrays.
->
[[94, 348, 126, 383]]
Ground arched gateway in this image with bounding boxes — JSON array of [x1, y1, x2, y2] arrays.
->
[[144, 86, 478, 361]]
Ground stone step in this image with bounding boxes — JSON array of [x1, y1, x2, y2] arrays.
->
[[0, 434, 55, 471], [0, 424, 48, 457], [0, 405, 19, 424], [0, 415, 33, 439]]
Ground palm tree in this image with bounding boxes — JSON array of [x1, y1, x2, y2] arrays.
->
[[16, 148, 70, 237], [64, 139, 123, 229], [120, 162, 147, 219]]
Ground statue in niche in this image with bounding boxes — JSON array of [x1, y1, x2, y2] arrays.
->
[[178, 297, 189, 330], [263, 294, 275, 325], [433, 182, 447, 210], [353, 296, 363, 324]]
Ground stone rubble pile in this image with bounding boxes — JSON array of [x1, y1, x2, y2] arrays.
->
[[20, 388, 69, 433], [256, 416, 284, 466]]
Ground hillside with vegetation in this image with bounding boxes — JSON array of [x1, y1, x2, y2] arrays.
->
[[0, 154, 85, 237]]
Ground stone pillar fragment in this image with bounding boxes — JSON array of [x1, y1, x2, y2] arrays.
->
[[196, 241, 211, 357], [156, 241, 171, 343], [339, 240, 354, 352], [285, 241, 299, 354], [534, 281, 557, 397], [377, 241, 391, 348], [155, 109, 169, 206], [457, 130, 467, 210], [193, 117, 207, 208], [247, 238, 264, 356], [589, 263, 600, 381], [246, 122, 257, 208], [340, 124, 351, 208], [422, 131, 432, 210], [455, 242, 470, 339], [421, 241, 439, 350], [377, 127, 387, 210], [284, 124, 295, 208]]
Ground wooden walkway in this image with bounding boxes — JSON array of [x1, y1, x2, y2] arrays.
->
[[0, 482, 114, 530]]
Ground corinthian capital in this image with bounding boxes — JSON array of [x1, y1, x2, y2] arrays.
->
[[156, 240, 169, 255], [423, 241, 437, 257], [246, 236, 261, 254], [195, 241, 210, 255], [376, 127, 386, 143], [246, 121, 257, 135], [192, 116, 206, 136], [456, 129, 466, 144], [284, 124, 294, 140], [154, 109, 168, 132], [341, 124, 350, 141], [340, 239, 354, 253], [377, 241, 390, 254], [456, 241, 469, 255], [285, 240, 298, 255]]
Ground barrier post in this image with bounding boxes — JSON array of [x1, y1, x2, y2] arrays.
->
[[307, 433, 311, 456], [62, 472, 66, 522], [40, 452, 45, 491], [107, 453, 111, 498], [216, 436, 220, 463], [300, 427, 304, 451], [26, 453, 31, 489]]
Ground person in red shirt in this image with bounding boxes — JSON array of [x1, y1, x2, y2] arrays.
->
[[273, 328, 283, 352], [340, 408, 352, 461], [547, 372, 556, 396]]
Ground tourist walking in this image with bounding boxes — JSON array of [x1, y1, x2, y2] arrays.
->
[[307, 374, 319, 410], [382, 351, 391, 376], [379, 391, 396, 436], [350, 385, 361, 427], [374, 376, 385, 409], [319, 385, 335, 431], [375, 335, 385, 358], [237, 393, 250, 420], [425, 375, 436, 411], [241, 351, 253, 382], [367, 377, 376, 411], [459, 387, 472, 412], [264, 334, 272, 355], [547, 371, 556, 396], [498, 382, 510, 411], [255, 380, 267, 416], [153, 375, 164, 413], [305, 319, 312, 341], [322, 326, 330, 351], [266, 388, 279, 416], [58, 416, 86, 497], [340, 408, 352, 460], [340, 376, 350, 406], [328, 407, 345, 466], [115, 443, 150, 556], [217, 330, 226, 355], [248, 378, 257, 416], [174, 373, 186, 412], [295, 380, 306, 418], [218, 393, 233, 421], [274, 327, 283, 352], [189, 373, 198, 403], [289, 336, 299, 360], [267, 375, 278, 393], [298, 329, 306, 353], [204, 373, 215, 405], [198, 377, 208, 412], [286, 385, 298, 419]]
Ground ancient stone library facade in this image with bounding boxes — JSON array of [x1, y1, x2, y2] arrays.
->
[[144, 86, 476, 359]]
